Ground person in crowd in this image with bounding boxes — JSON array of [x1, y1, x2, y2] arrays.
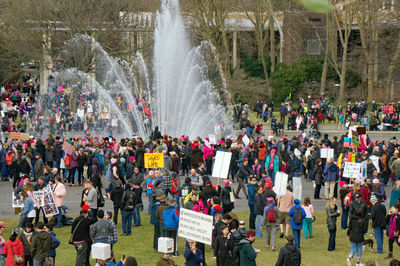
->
[[238, 232, 258, 266], [18, 224, 35, 266], [247, 178, 258, 230], [132, 182, 143, 227], [156, 253, 176, 266], [275, 235, 301, 266], [220, 180, 234, 214], [254, 186, 266, 238], [4, 229, 24, 266], [104, 212, 118, 250], [30, 222, 52, 266], [90, 210, 113, 244], [184, 240, 203, 266], [43, 224, 60, 266], [0, 221, 6, 266], [326, 197, 341, 251], [302, 197, 313, 239], [18, 192, 35, 230], [235, 158, 252, 199], [389, 180, 400, 208], [347, 210, 366, 266], [83, 181, 98, 220], [150, 193, 166, 251], [312, 159, 323, 199], [278, 186, 294, 239], [110, 180, 124, 225], [213, 225, 234, 266], [51, 176, 66, 228], [71, 208, 96, 266], [323, 158, 339, 200], [339, 181, 350, 229], [386, 203, 400, 259], [121, 180, 137, 236], [261, 197, 279, 251], [162, 198, 180, 256], [265, 149, 279, 183], [288, 199, 306, 248], [370, 194, 386, 254], [33, 177, 48, 225]]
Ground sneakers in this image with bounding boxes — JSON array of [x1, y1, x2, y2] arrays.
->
[[356, 263, 364, 266], [279, 233, 284, 238], [172, 252, 180, 257], [271, 247, 275, 251], [347, 258, 351, 266]]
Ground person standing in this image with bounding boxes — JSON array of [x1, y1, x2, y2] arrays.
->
[[104, 212, 117, 250], [323, 158, 339, 200], [121, 181, 137, 236], [83, 181, 98, 221], [261, 197, 279, 251], [288, 199, 306, 248], [254, 186, 266, 238], [213, 225, 234, 266], [302, 197, 314, 239], [238, 232, 258, 266], [184, 240, 203, 266], [30, 222, 52, 266], [132, 182, 143, 227], [3, 229, 24, 266], [43, 224, 60, 266], [370, 194, 386, 254], [312, 159, 323, 199], [247, 178, 258, 230], [18, 192, 35, 229], [264, 150, 279, 183], [339, 181, 350, 229], [326, 197, 341, 251], [275, 235, 301, 266], [71, 209, 96, 266], [51, 177, 66, 228], [162, 198, 180, 257], [18, 224, 36, 266], [90, 210, 113, 244], [278, 186, 294, 239], [385, 204, 400, 259], [33, 177, 48, 225], [346, 210, 365, 266], [0, 221, 6, 266], [110, 180, 124, 225]]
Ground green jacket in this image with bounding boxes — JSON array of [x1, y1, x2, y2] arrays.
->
[[390, 158, 400, 176], [30, 231, 53, 261], [238, 239, 257, 266]]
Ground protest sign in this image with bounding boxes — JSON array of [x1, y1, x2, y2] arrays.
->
[[370, 156, 380, 173], [293, 177, 302, 200], [12, 192, 24, 208], [9, 132, 29, 140], [33, 191, 44, 207], [144, 153, 164, 168], [356, 127, 366, 135], [212, 151, 232, 179], [42, 185, 59, 218], [344, 137, 351, 148], [273, 171, 288, 196], [320, 149, 334, 160], [62, 142, 74, 155], [351, 131, 360, 147], [343, 162, 361, 179], [178, 209, 213, 245], [242, 135, 250, 146], [208, 134, 216, 145]]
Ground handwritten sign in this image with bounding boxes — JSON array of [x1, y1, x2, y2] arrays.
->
[[9, 132, 29, 140], [320, 148, 334, 160], [178, 209, 213, 245], [144, 153, 164, 169], [212, 151, 232, 179], [62, 142, 74, 155], [351, 131, 360, 147], [242, 135, 250, 146], [208, 134, 216, 145], [343, 162, 361, 179]]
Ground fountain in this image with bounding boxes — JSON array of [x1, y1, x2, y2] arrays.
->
[[51, 0, 233, 139]]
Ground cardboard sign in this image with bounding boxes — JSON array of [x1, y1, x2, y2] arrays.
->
[[144, 153, 164, 169], [370, 156, 380, 173], [293, 177, 302, 200], [320, 149, 334, 160], [344, 137, 351, 148], [43, 185, 59, 218], [178, 209, 213, 245], [343, 162, 361, 179], [9, 132, 29, 140], [273, 171, 288, 196], [62, 142, 74, 155], [356, 127, 366, 135], [242, 135, 250, 146], [212, 151, 232, 179]]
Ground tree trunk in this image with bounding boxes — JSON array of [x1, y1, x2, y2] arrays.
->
[[320, 13, 331, 95], [339, 37, 349, 103], [269, 15, 276, 73], [385, 37, 400, 100]]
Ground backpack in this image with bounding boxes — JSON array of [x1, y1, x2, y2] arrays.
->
[[97, 189, 105, 208], [266, 205, 276, 223], [286, 247, 301, 266], [64, 155, 71, 167], [293, 208, 303, 225]]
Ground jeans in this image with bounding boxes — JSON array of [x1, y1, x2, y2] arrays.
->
[[267, 169, 276, 184], [249, 204, 256, 230], [113, 206, 120, 225], [373, 227, 384, 253], [56, 207, 63, 227], [33, 259, 45, 266], [121, 210, 133, 235], [94, 238, 110, 244], [147, 194, 153, 215], [265, 225, 278, 247], [349, 241, 363, 259], [133, 204, 142, 226], [328, 230, 336, 251], [303, 218, 312, 238], [256, 215, 263, 237], [364, 207, 371, 232], [75, 241, 89, 266], [341, 209, 349, 229], [293, 229, 301, 248], [90, 208, 98, 221]]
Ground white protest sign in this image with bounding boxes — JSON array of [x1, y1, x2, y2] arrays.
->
[[33, 191, 44, 207], [273, 171, 288, 196], [293, 177, 302, 200], [12, 192, 24, 208], [212, 151, 232, 179], [370, 156, 380, 173], [208, 134, 216, 145], [343, 162, 361, 179], [320, 149, 334, 160], [178, 209, 213, 245], [42, 185, 59, 218], [242, 135, 250, 146]]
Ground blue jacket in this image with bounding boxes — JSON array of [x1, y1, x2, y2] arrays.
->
[[150, 201, 161, 226], [288, 205, 306, 230], [21, 197, 34, 215], [323, 163, 339, 182], [248, 183, 257, 205], [49, 231, 60, 257], [184, 248, 203, 266], [162, 206, 179, 229]]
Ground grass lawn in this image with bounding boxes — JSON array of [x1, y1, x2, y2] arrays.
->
[[2, 210, 393, 265]]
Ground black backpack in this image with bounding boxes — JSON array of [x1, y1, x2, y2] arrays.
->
[[286, 247, 301, 266], [293, 208, 303, 225], [97, 189, 105, 208]]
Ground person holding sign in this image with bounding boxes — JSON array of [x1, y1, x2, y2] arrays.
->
[[184, 240, 203, 266]]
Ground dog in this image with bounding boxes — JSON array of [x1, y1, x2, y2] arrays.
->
[[363, 239, 374, 251]]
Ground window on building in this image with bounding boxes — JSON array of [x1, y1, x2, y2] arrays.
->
[[307, 40, 321, 55]]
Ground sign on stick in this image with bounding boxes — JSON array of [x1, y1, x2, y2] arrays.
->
[[212, 151, 232, 179], [144, 153, 164, 169], [178, 209, 213, 245]]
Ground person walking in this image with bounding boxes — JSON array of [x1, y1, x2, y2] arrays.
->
[[261, 197, 279, 251], [385, 203, 400, 259], [302, 197, 314, 239], [51, 177, 66, 228], [323, 158, 339, 200], [275, 235, 301, 266], [235, 159, 252, 199], [278, 186, 294, 239], [346, 210, 365, 266], [370, 194, 386, 254], [30, 222, 52, 266], [326, 197, 341, 251], [288, 199, 306, 248]]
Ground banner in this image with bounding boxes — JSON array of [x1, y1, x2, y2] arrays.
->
[[62, 142, 74, 155], [273, 171, 288, 196], [178, 209, 213, 245], [293, 177, 302, 200], [9, 132, 29, 140], [320, 149, 334, 160], [43, 185, 59, 218], [144, 153, 164, 168], [212, 151, 232, 179], [343, 162, 361, 179]]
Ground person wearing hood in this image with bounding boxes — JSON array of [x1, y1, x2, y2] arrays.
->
[[275, 235, 301, 266], [30, 222, 52, 266], [4, 229, 24, 266], [238, 232, 258, 266], [288, 199, 306, 248], [323, 158, 339, 200], [220, 180, 234, 214]]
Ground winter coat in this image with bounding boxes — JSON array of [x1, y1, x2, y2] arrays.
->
[[71, 216, 97, 243], [48, 231, 60, 257], [275, 242, 301, 266], [90, 219, 113, 241], [52, 183, 66, 207], [162, 206, 179, 229], [236, 164, 253, 180], [184, 248, 203, 266], [349, 200, 367, 220], [247, 183, 257, 205], [30, 231, 52, 261], [265, 155, 279, 173], [19, 231, 36, 257], [125, 162, 135, 180], [150, 201, 161, 226], [4, 239, 24, 266], [262, 204, 280, 226], [163, 155, 172, 171], [20, 197, 34, 216], [312, 165, 323, 185], [44, 146, 54, 162], [213, 235, 234, 259], [220, 186, 233, 208], [370, 202, 387, 228], [347, 215, 365, 243], [288, 205, 306, 230], [121, 189, 137, 211], [238, 239, 257, 266], [190, 148, 203, 167], [34, 158, 44, 178], [254, 193, 266, 215], [69, 152, 79, 168], [323, 163, 339, 182], [326, 205, 340, 231]]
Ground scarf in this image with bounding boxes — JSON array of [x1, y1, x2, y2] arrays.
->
[[23, 230, 33, 241], [389, 213, 398, 240]]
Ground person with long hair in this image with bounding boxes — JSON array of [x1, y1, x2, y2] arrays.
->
[[312, 159, 323, 199], [326, 197, 341, 251], [385, 204, 400, 259], [52, 176, 66, 228], [3, 229, 24, 266], [302, 197, 314, 238], [389, 180, 400, 208]]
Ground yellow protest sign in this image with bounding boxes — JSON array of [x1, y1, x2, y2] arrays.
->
[[144, 153, 164, 169]]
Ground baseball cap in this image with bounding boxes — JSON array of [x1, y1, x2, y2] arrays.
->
[[354, 192, 362, 198]]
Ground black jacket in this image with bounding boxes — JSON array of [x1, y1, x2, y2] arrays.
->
[[110, 185, 124, 207], [71, 215, 97, 243], [121, 189, 137, 211], [275, 242, 301, 266], [236, 164, 253, 180], [370, 202, 387, 228], [213, 235, 234, 259], [312, 165, 323, 185], [254, 194, 266, 215], [347, 215, 365, 243]]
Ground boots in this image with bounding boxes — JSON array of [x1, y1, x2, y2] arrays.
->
[[385, 252, 393, 259]]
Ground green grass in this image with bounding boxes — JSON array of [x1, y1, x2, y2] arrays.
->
[[1, 211, 392, 265]]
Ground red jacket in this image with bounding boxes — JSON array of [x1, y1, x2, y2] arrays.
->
[[360, 185, 372, 207], [4, 239, 24, 266]]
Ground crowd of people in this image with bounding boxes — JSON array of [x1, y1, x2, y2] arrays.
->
[[0, 124, 399, 265]]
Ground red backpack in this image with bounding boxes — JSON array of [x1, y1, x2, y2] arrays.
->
[[64, 155, 71, 167], [266, 205, 277, 223]]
